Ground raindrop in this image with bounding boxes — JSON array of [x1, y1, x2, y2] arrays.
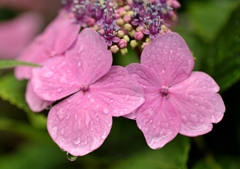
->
[[67, 97, 73, 103], [103, 108, 109, 114], [78, 61, 82, 67], [124, 95, 130, 101], [45, 104, 52, 110], [43, 71, 53, 78], [57, 88, 62, 92], [81, 140, 88, 145], [60, 129, 65, 135], [74, 137, 81, 145], [67, 152, 78, 161], [101, 132, 107, 139], [74, 114, 78, 119]]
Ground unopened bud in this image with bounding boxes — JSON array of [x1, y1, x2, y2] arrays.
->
[[124, 5, 131, 11], [120, 10, 127, 17], [116, 18, 124, 26], [141, 42, 149, 49], [117, 30, 125, 38], [123, 35, 130, 42], [124, 23, 132, 31], [110, 45, 119, 54], [120, 48, 128, 55], [118, 39, 127, 48], [130, 40, 138, 48], [129, 30, 136, 37], [134, 31, 144, 40], [123, 15, 131, 23], [145, 38, 151, 43], [136, 26, 143, 32], [127, 11, 134, 16]]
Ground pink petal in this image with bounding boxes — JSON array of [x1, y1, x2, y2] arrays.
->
[[43, 10, 80, 55], [0, 12, 43, 59], [14, 36, 48, 80], [31, 56, 81, 101], [141, 32, 194, 86], [91, 66, 145, 117], [25, 81, 53, 112], [126, 63, 162, 89], [136, 94, 181, 149], [169, 72, 225, 136], [65, 28, 112, 85], [47, 92, 112, 156]]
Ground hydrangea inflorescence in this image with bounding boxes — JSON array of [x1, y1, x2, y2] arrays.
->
[[60, 0, 180, 55], [12, 0, 225, 159]]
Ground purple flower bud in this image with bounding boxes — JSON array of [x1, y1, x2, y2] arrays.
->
[[118, 39, 127, 48], [134, 31, 144, 40]]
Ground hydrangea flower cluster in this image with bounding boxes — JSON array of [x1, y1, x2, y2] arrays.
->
[[60, 0, 180, 55], [14, 0, 225, 160]]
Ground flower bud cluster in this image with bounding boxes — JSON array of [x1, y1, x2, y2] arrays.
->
[[61, 0, 180, 54]]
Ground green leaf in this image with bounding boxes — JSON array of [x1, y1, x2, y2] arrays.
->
[[0, 73, 47, 128], [192, 155, 240, 169], [0, 60, 40, 69], [192, 155, 222, 169], [188, 0, 238, 43], [113, 45, 140, 66], [111, 135, 190, 169], [0, 73, 30, 112], [202, 5, 240, 92]]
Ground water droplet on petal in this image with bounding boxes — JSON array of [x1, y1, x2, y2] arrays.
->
[[81, 140, 88, 145], [57, 88, 62, 92], [101, 132, 107, 139], [67, 152, 77, 161], [45, 104, 52, 110], [78, 61, 82, 67], [103, 108, 109, 114], [74, 137, 81, 145], [124, 95, 130, 101], [67, 97, 73, 103], [60, 129, 65, 135], [43, 71, 53, 78]]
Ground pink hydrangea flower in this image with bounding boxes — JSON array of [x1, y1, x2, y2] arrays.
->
[[31, 28, 145, 156], [14, 9, 80, 112], [0, 12, 43, 59], [15, 9, 80, 80], [126, 32, 225, 149]]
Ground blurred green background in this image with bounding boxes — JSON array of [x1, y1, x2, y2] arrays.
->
[[0, 0, 240, 168]]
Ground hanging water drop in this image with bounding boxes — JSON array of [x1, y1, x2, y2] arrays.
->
[[45, 104, 52, 110], [67, 152, 78, 161]]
